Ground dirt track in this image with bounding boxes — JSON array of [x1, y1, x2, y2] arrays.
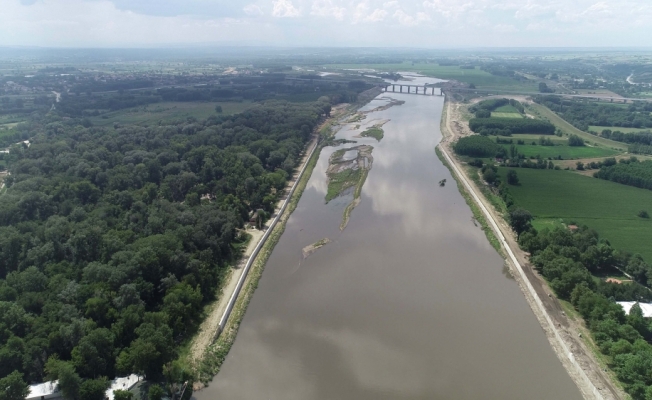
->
[[439, 96, 626, 400]]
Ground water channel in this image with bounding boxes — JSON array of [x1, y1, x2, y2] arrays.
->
[[195, 75, 583, 399]]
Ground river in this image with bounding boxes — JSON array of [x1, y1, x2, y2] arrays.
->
[[194, 75, 583, 400]]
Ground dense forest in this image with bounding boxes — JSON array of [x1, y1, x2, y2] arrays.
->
[[468, 118, 555, 136], [0, 99, 331, 396], [519, 226, 652, 400], [594, 159, 652, 191], [534, 96, 652, 131], [57, 78, 368, 118], [593, 129, 652, 155], [453, 135, 499, 157]]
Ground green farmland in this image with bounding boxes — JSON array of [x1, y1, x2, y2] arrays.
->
[[525, 103, 628, 151], [491, 112, 523, 118], [498, 168, 652, 262], [494, 141, 619, 159], [89, 101, 254, 126]]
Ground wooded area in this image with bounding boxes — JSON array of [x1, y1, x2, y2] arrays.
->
[[469, 117, 555, 136], [0, 99, 331, 396], [535, 96, 652, 131], [594, 159, 652, 191], [519, 227, 652, 400]]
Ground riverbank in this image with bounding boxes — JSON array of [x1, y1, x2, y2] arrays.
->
[[187, 104, 353, 388], [438, 95, 625, 400]]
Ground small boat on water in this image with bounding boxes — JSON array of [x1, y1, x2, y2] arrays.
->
[[439, 179, 446, 187]]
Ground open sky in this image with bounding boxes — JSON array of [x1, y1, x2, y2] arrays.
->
[[1, 0, 651, 48]]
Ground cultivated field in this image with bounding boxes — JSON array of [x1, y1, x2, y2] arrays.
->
[[89, 101, 254, 126], [498, 168, 652, 262], [493, 141, 619, 159], [525, 103, 628, 151]]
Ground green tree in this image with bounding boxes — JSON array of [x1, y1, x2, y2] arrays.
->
[[482, 168, 498, 185], [79, 378, 109, 400], [148, 385, 164, 400], [568, 134, 585, 147], [46, 358, 81, 400], [113, 390, 133, 400], [0, 371, 29, 400], [509, 207, 533, 239], [539, 82, 552, 93], [214, 105, 222, 113], [506, 169, 519, 185], [71, 328, 115, 378]]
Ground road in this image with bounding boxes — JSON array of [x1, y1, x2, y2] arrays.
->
[[448, 87, 650, 103]]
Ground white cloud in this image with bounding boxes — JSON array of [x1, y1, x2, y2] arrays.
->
[[243, 4, 264, 16], [393, 10, 430, 26], [311, 0, 346, 20], [1, 0, 651, 47], [422, 0, 477, 19], [363, 8, 388, 22], [493, 23, 517, 32], [272, 0, 300, 17]]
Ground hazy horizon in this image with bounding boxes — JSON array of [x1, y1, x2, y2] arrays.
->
[[2, 0, 651, 48]]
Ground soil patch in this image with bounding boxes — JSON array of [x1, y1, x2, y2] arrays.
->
[[302, 238, 331, 259]]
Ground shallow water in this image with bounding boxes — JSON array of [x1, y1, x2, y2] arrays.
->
[[194, 78, 583, 400]]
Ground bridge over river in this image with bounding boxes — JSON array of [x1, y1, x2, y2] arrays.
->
[[381, 83, 442, 95]]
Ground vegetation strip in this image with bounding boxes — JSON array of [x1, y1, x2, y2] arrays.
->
[[197, 137, 323, 384]]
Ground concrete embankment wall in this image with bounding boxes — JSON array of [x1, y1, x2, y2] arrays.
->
[[216, 136, 321, 334], [438, 122, 605, 400]]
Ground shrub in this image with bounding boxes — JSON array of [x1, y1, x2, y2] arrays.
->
[[469, 159, 484, 168], [568, 134, 585, 147], [638, 210, 649, 219], [507, 170, 519, 185]]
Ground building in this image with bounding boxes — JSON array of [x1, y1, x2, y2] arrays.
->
[[106, 374, 142, 400], [26, 381, 61, 400], [26, 375, 141, 400], [617, 302, 652, 318]]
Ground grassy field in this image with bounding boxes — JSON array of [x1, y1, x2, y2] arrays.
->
[[325, 168, 361, 202], [329, 62, 537, 90], [525, 103, 628, 151], [494, 104, 522, 113], [498, 168, 652, 262], [508, 134, 568, 143], [89, 101, 254, 126], [491, 112, 523, 118], [494, 141, 619, 159], [589, 125, 652, 133], [360, 126, 384, 141]]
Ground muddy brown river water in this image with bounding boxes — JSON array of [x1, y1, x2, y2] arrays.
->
[[194, 75, 583, 400]]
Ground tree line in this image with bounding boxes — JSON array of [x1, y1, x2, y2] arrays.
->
[[594, 159, 652, 192], [0, 99, 331, 398], [534, 95, 652, 131], [59, 80, 368, 118], [469, 118, 555, 136]]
